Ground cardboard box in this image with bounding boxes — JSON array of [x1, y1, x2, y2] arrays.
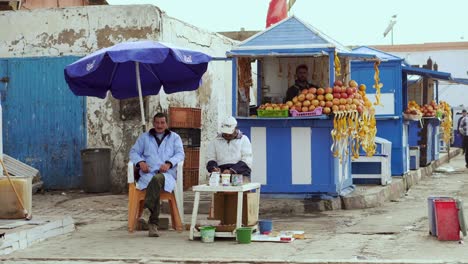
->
[[213, 191, 259, 226]]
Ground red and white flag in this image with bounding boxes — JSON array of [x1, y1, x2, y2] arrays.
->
[[265, 0, 287, 28]]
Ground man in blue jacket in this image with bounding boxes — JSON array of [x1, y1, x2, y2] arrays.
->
[[129, 112, 185, 237]]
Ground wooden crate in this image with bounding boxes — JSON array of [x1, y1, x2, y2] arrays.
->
[[169, 107, 201, 128], [184, 147, 200, 169], [183, 168, 199, 191], [172, 128, 201, 147]]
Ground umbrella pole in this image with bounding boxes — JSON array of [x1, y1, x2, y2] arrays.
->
[[135, 62, 147, 132]]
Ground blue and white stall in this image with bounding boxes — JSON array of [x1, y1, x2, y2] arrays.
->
[[227, 16, 374, 196], [351, 47, 409, 176], [352, 47, 456, 171], [402, 66, 453, 166]]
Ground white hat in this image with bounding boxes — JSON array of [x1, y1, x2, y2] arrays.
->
[[220, 116, 237, 134]]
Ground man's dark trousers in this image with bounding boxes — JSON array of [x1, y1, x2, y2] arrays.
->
[[144, 173, 165, 226]]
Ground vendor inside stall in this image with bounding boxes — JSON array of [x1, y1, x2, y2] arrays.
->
[[285, 64, 319, 102]]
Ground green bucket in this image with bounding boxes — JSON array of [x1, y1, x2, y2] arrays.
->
[[200, 226, 215, 243], [236, 227, 253, 244]]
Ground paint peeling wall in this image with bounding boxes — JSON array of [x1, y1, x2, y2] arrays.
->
[[0, 5, 236, 192], [158, 14, 236, 186], [0, 5, 162, 57]]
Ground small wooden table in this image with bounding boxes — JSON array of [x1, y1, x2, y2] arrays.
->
[[189, 183, 261, 240]]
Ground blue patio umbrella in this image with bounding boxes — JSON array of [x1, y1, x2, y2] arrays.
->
[[64, 40, 212, 131]]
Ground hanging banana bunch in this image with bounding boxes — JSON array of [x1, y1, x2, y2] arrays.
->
[[439, 101, 452, 145], [331, 111, 348, 163], [373, 60, 383, 106], [330, 110, 363, 163], [348, 111, 361, 160], [330, 80, 378, 163], [359, 108, 377, 156], [334, 50, 341, 77]]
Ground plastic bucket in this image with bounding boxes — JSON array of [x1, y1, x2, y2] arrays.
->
[[258, 219, 273, 234], [434, 200, 460, 241], [236, 227, 252, 244], [427, 196, 453, 236], [200, 226, 215, 243]]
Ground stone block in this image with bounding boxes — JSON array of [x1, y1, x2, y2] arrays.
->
[[26, 225, 45, 245], [4, 233, 19, 244], [42, 220, 62, 232], [10, 241, 19, 251], [63, 224, 75, 234], [62, 216, 74, 227], [0, 246, 13, 255], [42, 227, 64, 240], [19, 236, 27, 249]]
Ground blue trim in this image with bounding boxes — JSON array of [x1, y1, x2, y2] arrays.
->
[[211, 57, 230, 61], [351, 46, 403, 61], [228, 48, 333, 56], [337, 52, 377, 59], [375, 115, 400, 120], [452, 78, 468, 85], [312, 128, 334, 186], [435, 80, 439, 103], [352, 162, 382, 174], [402, 72, 408, 112], [329, 51, 334, 86], [237, 115, 330, 121], [232, 59, 237, 116], [353, 178, 382, 185], [241, 126, 251, 140], [266, 127, 292, 189], [402, 66, 452, 80], [236, 117, 333, 127], [257, 61, 262, 106]]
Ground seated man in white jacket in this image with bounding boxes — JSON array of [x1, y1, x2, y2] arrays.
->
[[206, 116, 253, 181]]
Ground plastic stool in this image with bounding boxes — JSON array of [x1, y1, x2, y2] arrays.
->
[[127, 183, 183, 232]]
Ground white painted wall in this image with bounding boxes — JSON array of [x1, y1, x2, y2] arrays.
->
[[389, 49, 468, 107], [0, 5, 236, 191]]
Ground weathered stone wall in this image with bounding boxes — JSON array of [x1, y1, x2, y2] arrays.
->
[[0, 5, 236, 192]]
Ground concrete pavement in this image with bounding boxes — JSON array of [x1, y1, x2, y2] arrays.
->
[[1, 152, 468, 264]]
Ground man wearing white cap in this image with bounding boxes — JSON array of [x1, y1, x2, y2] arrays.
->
[[206, 116, 253, 180]]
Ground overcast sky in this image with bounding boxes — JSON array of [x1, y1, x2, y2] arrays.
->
[[107, 0, 467, 46]]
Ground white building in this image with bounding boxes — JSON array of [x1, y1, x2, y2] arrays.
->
[[373, 42, 468, 107]]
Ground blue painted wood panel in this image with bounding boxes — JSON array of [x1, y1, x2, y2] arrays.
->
[[241, 17, 328, 48], [351, 60, 409, 175], [237, 118, 351, 196], [1, 57, 86, 189]]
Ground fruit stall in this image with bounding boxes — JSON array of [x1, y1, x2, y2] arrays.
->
[[226, 16, 377, 196], [403, 65, 455, 166], [351, 47, 454, 170]]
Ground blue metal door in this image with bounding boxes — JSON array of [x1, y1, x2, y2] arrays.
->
[[2, 57, 86, 189]]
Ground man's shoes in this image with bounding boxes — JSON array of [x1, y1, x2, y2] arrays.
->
[[137, 217, 149, 231], [148, 223, 160, 237], [137, 208, 151, 230]]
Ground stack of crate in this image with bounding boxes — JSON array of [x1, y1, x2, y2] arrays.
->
[[169, 107, 201, 191]]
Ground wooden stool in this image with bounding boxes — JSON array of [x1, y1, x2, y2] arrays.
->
[[127, 182, 183, 232]]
